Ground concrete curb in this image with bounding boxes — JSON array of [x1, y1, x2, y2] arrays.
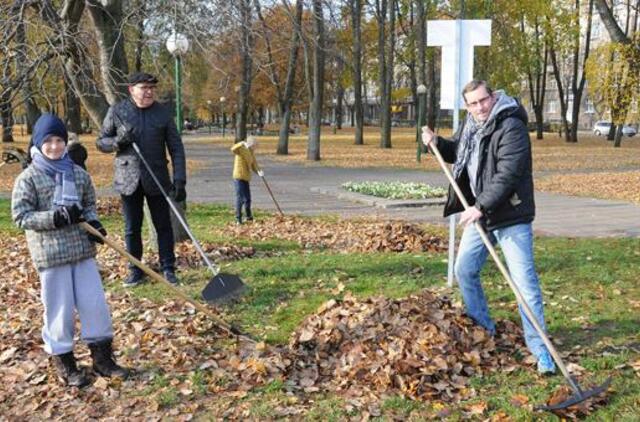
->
[[310, 186, 446, 209]]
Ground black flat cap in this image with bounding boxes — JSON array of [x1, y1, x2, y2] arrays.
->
[[128, 72, 158, 85]]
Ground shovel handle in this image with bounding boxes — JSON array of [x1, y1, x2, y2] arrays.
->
[[425, 134, 582, 395], [80, 222, 254, 343]]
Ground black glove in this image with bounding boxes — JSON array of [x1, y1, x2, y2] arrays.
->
[[53, 204, 83, 228], [115, 123, 134, 150], [172, 180, 187, 202], [86, 220, 107, 244]]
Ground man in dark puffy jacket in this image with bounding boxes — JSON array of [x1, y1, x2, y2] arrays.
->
[[97, 72, 186, 286], [421, 80, 556, 375]]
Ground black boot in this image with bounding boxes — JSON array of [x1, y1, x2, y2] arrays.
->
[[88, 340, 130, 379], [51, 352, 90, 387]]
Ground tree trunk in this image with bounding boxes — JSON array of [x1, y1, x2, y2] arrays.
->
[[14, 2, 40, 134], [416, 0, 427, 125], [277, 0, 303, 155], [0, 95, 14, 143], [350, 0, 364, 145], [307, 0, 324, 161], [64, 76, 83, 133], [36, 0, 111, 126], [525, 19, 547, 140], [336, 83, 344, 130], [613, 125, 623, 147], [549, 47, 571, 142], [376, 0, 394, 149], [236, 0, 254, 142], [85, 0, 129, 103], [569, 0, 594, 143], [594, 0, 629, 43], [133, 0, 146, 72]]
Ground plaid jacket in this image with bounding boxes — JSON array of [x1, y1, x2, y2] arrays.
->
[[231, 142, 260, 182], [12, 165, 99, 270]]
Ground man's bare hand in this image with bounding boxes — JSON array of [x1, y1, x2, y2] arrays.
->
[[421, 126, 436, 149], [459, 206, 483, 226]]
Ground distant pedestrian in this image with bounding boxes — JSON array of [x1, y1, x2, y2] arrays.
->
[[231, 136, 263, 224], [422, 79, 556, 375], [12, 113, 129, 388]]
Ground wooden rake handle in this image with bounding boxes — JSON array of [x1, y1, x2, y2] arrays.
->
[[80, 222, 254, 343], [424, 133, 582, 395], [260, 175, 284, 216]]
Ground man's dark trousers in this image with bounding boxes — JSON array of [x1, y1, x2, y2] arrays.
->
[[122, 183, 175, 272]]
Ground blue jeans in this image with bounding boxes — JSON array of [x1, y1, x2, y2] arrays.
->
[[455, 222, 549, 358], [121, 183, 175, 272], [234, 179, 252, 222]]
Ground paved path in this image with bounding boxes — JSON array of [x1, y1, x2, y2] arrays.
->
[[182, 138, 640, 238]]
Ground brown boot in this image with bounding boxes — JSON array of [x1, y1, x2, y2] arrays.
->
[[51, 352, 90, 387], [88, 339, 130, 379]]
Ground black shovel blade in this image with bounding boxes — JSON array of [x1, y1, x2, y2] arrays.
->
[[536, 377, 612, 411], [201, 273, 246, 303]]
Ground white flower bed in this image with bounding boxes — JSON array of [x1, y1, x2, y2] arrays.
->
[[342, 181, 447, 200]]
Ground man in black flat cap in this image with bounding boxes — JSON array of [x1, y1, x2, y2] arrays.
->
[[97, 72, 186, 287]]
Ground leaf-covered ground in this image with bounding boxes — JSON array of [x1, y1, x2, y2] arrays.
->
[[0, 232, 526, 419], [228, 215, 448, 254], [536, 170, 640, 204], [2, 208, 632, 419]]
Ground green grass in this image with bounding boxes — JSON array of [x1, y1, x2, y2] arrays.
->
[[4, 199, 639, 419]]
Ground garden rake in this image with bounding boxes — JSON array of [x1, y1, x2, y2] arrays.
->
[[424, 131, 611, 412], [259, 172, 284, 216]]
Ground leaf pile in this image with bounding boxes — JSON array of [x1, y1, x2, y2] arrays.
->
[[286, 291, 527, 403], [230, 216, 447, 253]]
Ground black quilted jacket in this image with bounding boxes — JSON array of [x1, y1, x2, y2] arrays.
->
[[96, 99, 186, 196]]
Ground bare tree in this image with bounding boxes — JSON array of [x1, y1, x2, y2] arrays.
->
[[307, 0, 325, 161], [374, 0, 396, 148], [525, 18, 548, 140], [236, 0, 254, 142], [350, 0, 364, 145]]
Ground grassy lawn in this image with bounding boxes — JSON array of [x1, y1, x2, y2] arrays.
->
[[4, 199, 636, 419]]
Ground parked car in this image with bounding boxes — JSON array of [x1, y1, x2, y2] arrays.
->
[[592, 121, 637, 137]]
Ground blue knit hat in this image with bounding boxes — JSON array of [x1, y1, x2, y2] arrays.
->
[[32, 113, 68, 150]]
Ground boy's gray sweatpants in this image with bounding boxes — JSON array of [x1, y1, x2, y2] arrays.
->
[[39, 257, 113, 355]]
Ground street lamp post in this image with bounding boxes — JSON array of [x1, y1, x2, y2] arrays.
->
[[416, 84, 427, 162], [166, 32, 190, 134], [220, 96, 226, 138], [206, 100, 212, 134], [332, 98, 338, 134]]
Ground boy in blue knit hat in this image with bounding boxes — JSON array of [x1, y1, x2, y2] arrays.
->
[[12, 114, 129, 387]]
